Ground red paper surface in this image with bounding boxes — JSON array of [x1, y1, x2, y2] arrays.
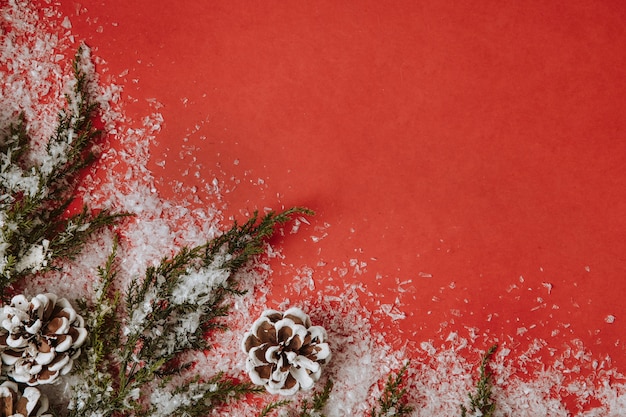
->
[[35, 0, 626, 409]]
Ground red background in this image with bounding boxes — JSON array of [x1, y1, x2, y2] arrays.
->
[[50, 1, 626, 366]]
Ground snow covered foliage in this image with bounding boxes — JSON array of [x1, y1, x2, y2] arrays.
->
[[67, 208, 312, 417], [0, 46, 122, 294]]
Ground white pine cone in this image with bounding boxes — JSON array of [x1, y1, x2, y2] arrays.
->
[[0, 293, 88, 386], [242, 307, 331, 396], [0, 381, 51, 417]]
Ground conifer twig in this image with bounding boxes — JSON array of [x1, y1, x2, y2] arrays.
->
[[371, 362, 414, 417], [0, 46, 126, 296], [70, 207, 312, 417], [298, 379, 334, 417], [460, 344, 498, 417], [257, 399, 293, 417]]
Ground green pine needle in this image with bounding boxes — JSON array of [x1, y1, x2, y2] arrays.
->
[[298, 379, 334, 417], [144, 373, 264, 417], [0, 46, 127, 297], [70, 207, 312, 417], [461, 344, 498, 417], [255, 379, 333, 417], [257, 400, 293, 417], [371, 362, 414, 417], [207, 207, 315, 272]]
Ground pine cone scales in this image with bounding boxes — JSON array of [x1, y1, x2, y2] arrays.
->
[[242, 308, 331, 395], [0, 381, 51, 417], [0, 294, 88, 386]]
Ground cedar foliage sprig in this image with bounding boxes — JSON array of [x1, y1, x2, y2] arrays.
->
[[257, 399, 293, 417], [461, 344, 498, 417], [0, 46, 126, 296], [70, 207, 312, 417], [69, 239, 122, 416], [371, 362, 414, 417], [298, 379, 334, 417], [256, 379, 334, 417], [142, 373, 264, 417]]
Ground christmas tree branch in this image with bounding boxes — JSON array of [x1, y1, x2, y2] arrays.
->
[[371, 362, 414, 417], [257, 399, 293, 417], [207, 207, 314, 272], [461, 344, 498, 417], [0, 46, 126, 296], [71, 207, 312, 417], [298, 379, 334, 417], [255, 379, 333, 417], [146, 373, 263, 417]]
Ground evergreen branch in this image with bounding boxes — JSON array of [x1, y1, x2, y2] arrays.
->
[[0, 113, 29, 166], [207, 207, 315, 272], [121, 207, 314, 375], [257, 400, 292, 417], [147, 373, 264, 417], [461, 344, 498, 417], [299, 379, 334, 417], [371, 362, 414, 417], [44, 45, 101, 189], [122, 208, 313, 382], [0, 46, 126, 296], [256, 380, 333, 417], [69, 239, 123, 417], [70, 208, 311, 417], [43, 205, 130, 262], [90, 237, 122, 369]]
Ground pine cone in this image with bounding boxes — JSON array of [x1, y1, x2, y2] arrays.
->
[[0, 293, 88, 386], [242, 307, 331, 395], [0, 381, 51, 417]]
